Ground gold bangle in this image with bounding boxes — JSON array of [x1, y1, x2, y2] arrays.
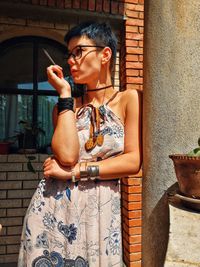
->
[[71, 168, 76, 183], [79, 162, 88, 181]]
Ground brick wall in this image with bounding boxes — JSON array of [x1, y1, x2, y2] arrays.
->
[[121, 1, 143, 267], [0, 154, 48, 264], [0, 0, 144, 266]]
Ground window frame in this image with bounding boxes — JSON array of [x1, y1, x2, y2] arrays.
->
[[0, 36, 67, 145]]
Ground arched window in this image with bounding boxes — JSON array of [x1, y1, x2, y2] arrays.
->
[[0, 36, 68, 152]]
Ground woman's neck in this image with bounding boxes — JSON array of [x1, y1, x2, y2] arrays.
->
[[85, 86, 116, 106]]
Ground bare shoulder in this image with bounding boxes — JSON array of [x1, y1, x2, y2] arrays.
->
[[119, 89, 141, 108]]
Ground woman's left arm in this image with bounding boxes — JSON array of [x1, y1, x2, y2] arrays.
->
[[90, 89, 142, 179], [43, 90, 142, 180]]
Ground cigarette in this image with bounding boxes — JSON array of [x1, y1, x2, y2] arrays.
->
[[42, 48, 56, 65]]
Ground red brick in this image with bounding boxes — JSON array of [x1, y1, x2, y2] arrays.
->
[[64, 0, 72, 8], [126, 3, 144, 11], [126, 40, 138, 47], [103, 0, 110, 12], [122, 193, 142, 202], [139, 55, 143, 62], [126, 10, 139, 18], [124, 0, 138, 3], [139, 40, 143, 47], [123, 201, 142, 211], [111, 1, 118, 14], [126, 32, 143, 40], [119, 3, 124, 15], [88, 0, 95, 11], [130, 261, 142, 267], [123, 231, 141, 244], [129, 252, 142, 261], [122, 208, 141, 219], [57, 0, 64, 8], [139, 26, 144, 34], [126, 25, 139, 33], [122, 177, 142, 185], [32, 0, 39, 4], [40, 0, 47, 5], [73, 0, 80, 8], [127, 77, 143, 84], [125, 218, 142, 228], [140, 70, 143, 76], [126, 69, 140, 76], [126, 18, 144, 27], [126, 54, 139, 62], [126, 62, 143, 69], [124, 185, 142, 194], [126, 47, 143, 54], [139, 0, 144, 3], [139, 12, 144, 19], [96, 0, 102, 12]]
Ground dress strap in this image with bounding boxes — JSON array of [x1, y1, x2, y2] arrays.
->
[[105, 91, 119, 105]]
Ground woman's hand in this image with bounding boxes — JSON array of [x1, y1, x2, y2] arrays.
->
[[47, 65, 71, 97], [43, 157, 72, 180]]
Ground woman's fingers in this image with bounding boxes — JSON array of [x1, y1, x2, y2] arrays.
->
[[47, 67, 63, 79]]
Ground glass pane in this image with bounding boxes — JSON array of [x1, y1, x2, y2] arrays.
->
[[38, 43, 68, 91], [0, 94, 32, 149], [0, 43, 33, 89], [37, 95, 57, 150]]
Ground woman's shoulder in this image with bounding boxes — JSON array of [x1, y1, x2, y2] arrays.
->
[[119, 89, 141, 106]]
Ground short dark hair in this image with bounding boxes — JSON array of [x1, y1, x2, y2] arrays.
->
[[64, 21, 118, 71]]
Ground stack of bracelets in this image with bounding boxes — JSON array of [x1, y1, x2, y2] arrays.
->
[[71, 162, 100, 182], [57, 97, 74, 114]]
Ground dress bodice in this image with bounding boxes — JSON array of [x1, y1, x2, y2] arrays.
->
[[76, 103, 124, 162]]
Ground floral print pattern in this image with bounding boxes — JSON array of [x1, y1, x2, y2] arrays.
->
[[18, 104, 124, 267]]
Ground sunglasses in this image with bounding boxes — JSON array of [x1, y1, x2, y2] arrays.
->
[[66, 45, 105, 61]]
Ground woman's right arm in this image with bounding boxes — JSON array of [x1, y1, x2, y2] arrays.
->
[[47, 65, 80, 166]]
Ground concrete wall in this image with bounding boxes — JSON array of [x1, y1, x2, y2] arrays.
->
[[143, 1, 200, 266]]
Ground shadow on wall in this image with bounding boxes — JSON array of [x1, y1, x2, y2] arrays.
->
[[142, 190, 171, 267]]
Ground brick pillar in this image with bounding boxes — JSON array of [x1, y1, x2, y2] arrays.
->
[[121, 1, 144, 267]]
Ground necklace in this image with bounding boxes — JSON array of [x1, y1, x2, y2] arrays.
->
[[87, 85, 113, 92], [78, 90, 119, 153]]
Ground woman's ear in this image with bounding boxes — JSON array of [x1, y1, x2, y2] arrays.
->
[[101, 47, 112, 65]]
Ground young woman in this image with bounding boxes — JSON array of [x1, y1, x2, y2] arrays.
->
[[18, 21, 141, 267]]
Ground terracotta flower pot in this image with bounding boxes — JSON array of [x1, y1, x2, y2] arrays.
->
[[0, 142, 10, 154], [169, 154, 200, 198]]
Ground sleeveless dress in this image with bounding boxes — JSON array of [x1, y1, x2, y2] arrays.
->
[[18, 98, 125, 267]]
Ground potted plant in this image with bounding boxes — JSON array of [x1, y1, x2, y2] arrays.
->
[[169, 137, 200, 199], [14, 120, 45, 153]]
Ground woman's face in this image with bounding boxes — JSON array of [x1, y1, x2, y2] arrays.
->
[[67, 36, 104, 85]]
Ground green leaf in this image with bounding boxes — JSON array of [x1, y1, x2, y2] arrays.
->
[[187, 147, 200, 156]]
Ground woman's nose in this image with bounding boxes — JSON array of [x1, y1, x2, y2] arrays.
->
[[67, 56, 76, 66]]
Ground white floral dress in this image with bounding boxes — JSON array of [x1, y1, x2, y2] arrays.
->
[[18, 99, 124, 267]]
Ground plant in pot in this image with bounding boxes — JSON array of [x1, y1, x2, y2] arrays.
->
[[169, 137, 200, 210], [12, 120, 46, 173], [14, 120, 45, 153]]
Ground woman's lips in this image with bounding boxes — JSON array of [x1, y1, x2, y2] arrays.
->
[[71, 69, 78, 75]]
